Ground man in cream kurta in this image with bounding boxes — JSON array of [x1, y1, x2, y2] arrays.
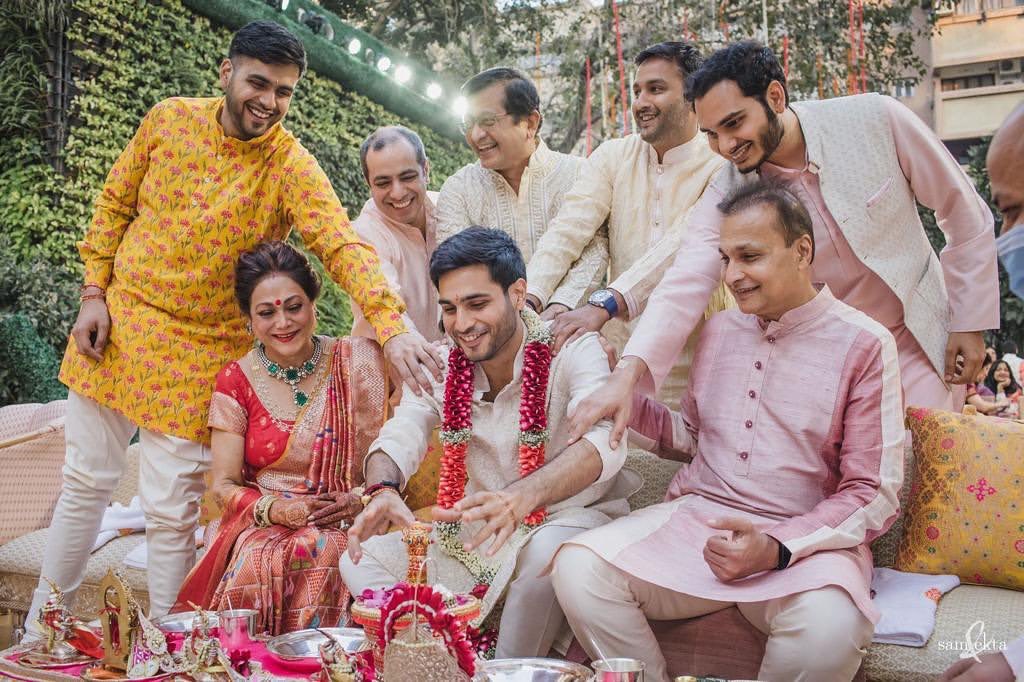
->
[[340, 228, 635, 659], [437, 67, 607, 311], [525, 42, 727, 403]]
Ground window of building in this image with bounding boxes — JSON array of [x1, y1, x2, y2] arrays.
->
[[954, 0, 1024, 14], [940, 73, 996, 91], [892, 80, 917, 98]]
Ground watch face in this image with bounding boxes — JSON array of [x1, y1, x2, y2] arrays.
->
[[590, 290, 612, 304]]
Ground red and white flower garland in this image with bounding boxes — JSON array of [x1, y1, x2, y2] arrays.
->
[[436, 308, 552, 582]]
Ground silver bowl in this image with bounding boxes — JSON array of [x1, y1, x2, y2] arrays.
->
[[473, 658, 593, 681], [266, 627, 367, 661], [151, 611, 220, 632]]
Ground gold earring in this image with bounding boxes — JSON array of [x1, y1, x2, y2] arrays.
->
[[245, 320, 253, 335]]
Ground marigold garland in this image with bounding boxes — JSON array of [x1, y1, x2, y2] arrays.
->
[[436, 308, 553, 581]]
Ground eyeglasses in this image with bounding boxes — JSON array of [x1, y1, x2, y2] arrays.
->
[[460, 112, 512, 134]]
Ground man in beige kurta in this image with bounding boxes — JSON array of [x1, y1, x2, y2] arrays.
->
[[350, 126, 442, 344], [437, 66, 608, 312], [525, 42, 727, 403], [339, 228, 636, 658]]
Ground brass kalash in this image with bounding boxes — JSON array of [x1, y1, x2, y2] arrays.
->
[[350, 521, 481, 682]]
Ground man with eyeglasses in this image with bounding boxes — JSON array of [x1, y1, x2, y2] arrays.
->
[[437, 67, 608, 317], [524, 42, 729, 404]]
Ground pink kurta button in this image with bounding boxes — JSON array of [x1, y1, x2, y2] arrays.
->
[[748, 390, 756, 398], [754, 361, 762, 369], [739, 451, 749, 460], [744, 420, 753, 428], [767, 336, 776, 343]]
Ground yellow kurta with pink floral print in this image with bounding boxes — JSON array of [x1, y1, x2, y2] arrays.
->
[[60, 97, 407, 443]]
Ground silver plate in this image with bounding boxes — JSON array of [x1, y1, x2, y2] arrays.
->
[[473, 658, 593, 681], [150, 611, 220, 633], [266, 627, 367, 660]]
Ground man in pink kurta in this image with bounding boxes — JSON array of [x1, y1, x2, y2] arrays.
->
[[567, 42, 996, 447], [350, 126, 443, 344], [552, 182, 903, 682]]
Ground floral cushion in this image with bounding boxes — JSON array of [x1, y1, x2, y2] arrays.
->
[[896, 407, 1024, 590]]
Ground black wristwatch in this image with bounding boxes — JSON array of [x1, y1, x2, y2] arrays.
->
[[587, 289, 619, 319], [776, 542, 792, 570]]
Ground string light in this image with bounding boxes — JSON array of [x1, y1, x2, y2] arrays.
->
[[377, 56, 392, 72], [347, 38, 361, 55], [395, 65, 412, 83], [426, 83, 443, 99]]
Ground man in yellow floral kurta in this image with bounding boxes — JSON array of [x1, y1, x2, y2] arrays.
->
[[28, 21, 443, 625]]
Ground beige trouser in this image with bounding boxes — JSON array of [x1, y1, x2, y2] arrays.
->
[[26, 391, 209, 631], [341, 524, 582, 658], [552, 545, 872, 682]]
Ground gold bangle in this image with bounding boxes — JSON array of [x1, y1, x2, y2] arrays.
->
[[253, 495, 275, 528], [79, 293, 106, 302]]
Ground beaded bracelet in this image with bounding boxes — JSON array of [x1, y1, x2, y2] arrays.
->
[[253, 495, 275, 528]]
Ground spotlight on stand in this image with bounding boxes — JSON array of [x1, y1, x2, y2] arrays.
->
[[426, 82, 442, 99], [377, 56, 392, 72], [264, 0, 289, 9], [394, 65, 412, 84], [297, 9, 334, 40], [348, 38, 361, 55]]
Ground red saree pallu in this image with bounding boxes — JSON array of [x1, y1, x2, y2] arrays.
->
[[173, 337, 389, 635]]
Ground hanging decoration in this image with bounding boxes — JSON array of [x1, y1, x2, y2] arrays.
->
[[585, 56, 593, 156], [858, 1, 867, 93], [610, 0, 630, 136], [534, 30, 542, 97], [847, 0, 857, 94], [782, 34, 790, 80]]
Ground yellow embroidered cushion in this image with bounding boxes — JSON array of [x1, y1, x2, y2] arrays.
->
[[896, 407, 1024, 590], [404, 429, 443, 514]]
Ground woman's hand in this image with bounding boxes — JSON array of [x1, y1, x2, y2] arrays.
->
[[269, 498, 328, 530], [308, 491, 364, 528]]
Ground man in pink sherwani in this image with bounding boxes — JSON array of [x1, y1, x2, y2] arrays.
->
[[552, 181, 904, 682], [568, 41, 997, 448]]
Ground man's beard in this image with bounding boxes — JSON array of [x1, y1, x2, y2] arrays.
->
[[742, 102, 785, 174], [463, 298, 519, 363]]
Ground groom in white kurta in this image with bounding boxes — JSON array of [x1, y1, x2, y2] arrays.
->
[[340, 228, 636, 658]]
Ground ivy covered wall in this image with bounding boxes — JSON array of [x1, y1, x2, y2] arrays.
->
[[0, 0, 473, 405]]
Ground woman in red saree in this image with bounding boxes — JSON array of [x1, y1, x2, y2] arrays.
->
[[174, 241, 389, 634]]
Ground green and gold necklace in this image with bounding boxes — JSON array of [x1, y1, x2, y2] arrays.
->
[[255, 335, 322, 407]]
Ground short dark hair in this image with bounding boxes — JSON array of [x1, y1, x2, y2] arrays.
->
[[718, 181, 814, 260], [359, 126, 427, 181], [634, 41, 703, 83], [461, 67, 540, 123], [429, 227, 526, 290], [685, 40, 787, 108], [234, 241, 321, 313], [229, 21, 307, 76]]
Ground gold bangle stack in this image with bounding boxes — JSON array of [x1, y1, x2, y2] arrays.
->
[[253, 495, 275, 528]]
